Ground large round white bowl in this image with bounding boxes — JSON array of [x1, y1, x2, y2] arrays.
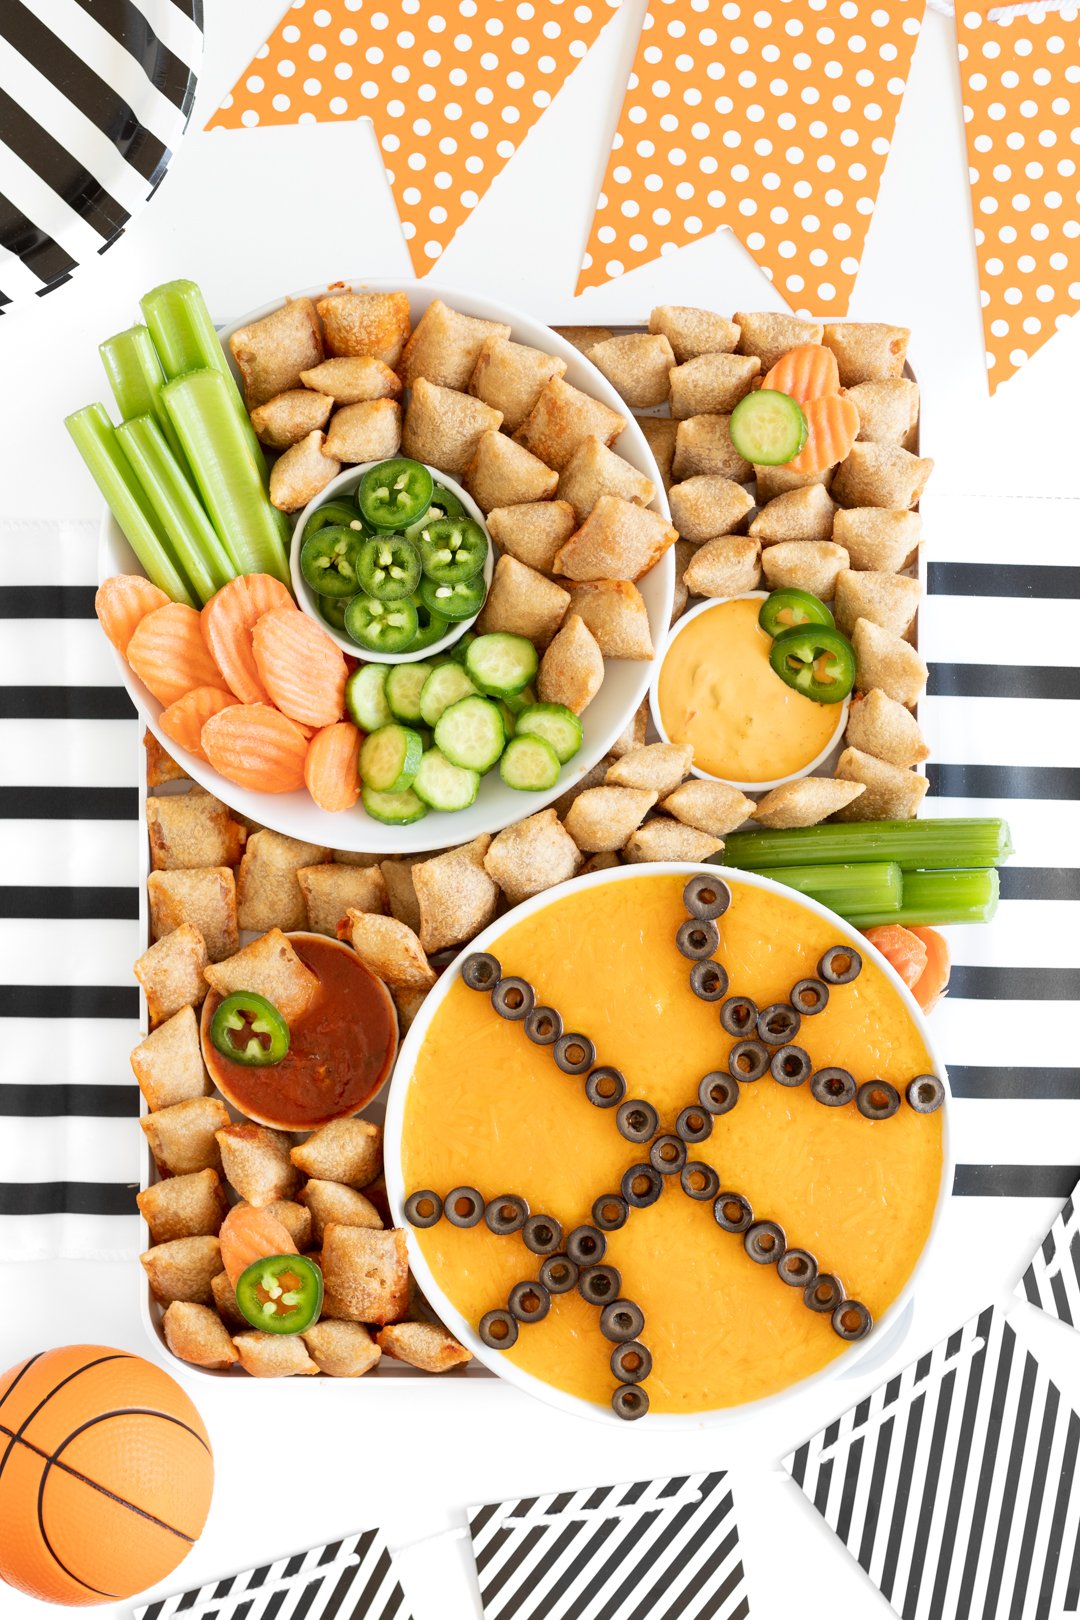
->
[[99, 279, 674, 854], [383, 862, 953, 1430]]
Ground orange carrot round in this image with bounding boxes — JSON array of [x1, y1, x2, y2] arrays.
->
[[252, 607, 347, 729], [201, 573, 295, 705], [908, 926, 951, 1012], [219, 1204, 298, 1292], [158, 686, 237, 760], [201, 702, 309, 794], [305, 721, 362, 812], [787, 394, 860, 476], [95, 575, 170, 656], [126, 602, 227, 706], [863, 924, 929, 993], [762, 344, 840, 405]]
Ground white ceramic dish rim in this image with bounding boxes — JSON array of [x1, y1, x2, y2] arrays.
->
[[649, 592, 849, 794], [290, 460, 494, 662], [98, 276, 674, 855], [383, 860, 953, 1430]]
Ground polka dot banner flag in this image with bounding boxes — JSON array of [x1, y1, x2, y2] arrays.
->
[[576, 0, 925, 313], [956, 3, 1080, 392], [207, 0, 623, 271]]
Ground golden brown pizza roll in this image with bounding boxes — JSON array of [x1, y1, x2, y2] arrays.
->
[[660, 780, 756, 838], [231, 1331, 320, 1377], [682, 535, 761, 599], [609, 700, 649, 760], [163, 1301, 239, 1370], [566, 579, 653, 660], [852, 618, 928, 707], [134, 923, 208, 1026], [250, 389, 333, 450], [297, 862, 388, 937], [622, 819, 724, 863], [564, 786, 657, 853], [321, 1224, 410, 1323], [269, 430, 341, 512], [831, 443, 932, 510], [832, 507, 921, 573], [734, 312, 824, 371], [845, 688, 929, 770], [315, 290, 412, 366], [377, 1322, 472, 1372], [536, 613, 604, 714], [229, 297, 323, 409], [834, 747, 928, 820], [587, 332, 675, 409], [299, 1180, 382, 1245], [468, 335, 566, 432], [216, 1123, 298, 1206], [606, 744, 693, 797], [669, 351, 760, 419], [341, 909, 435, 990], [557, 437, 655, 524], [146, 788, 247, 872], [669, 475, 754, 543], [464, 430, 557, 512], [137, 1169, 228, 1245], [513, 377, 627, 471], [834, 570, 921, 638], [141, 1096, 229, 1178], [649, 305, 741, 362], [291, 1117, 383, 1187], [379, 858, 422, 933], [393, 986, 428, 1034], [760, 541, 849, 602], [302, 1319, 382, 1377], [237, 830, 332, 933], [672, 414, 752, 483], [142, 1237, 222, 1306], [129, 1005, 210, 1112], [144, 730, 187, 787], [553, 495, 677, 583], [399, 298, 511, 390], [635, 415, 678, 488], [299, 356, 403, 403], [476, 554, 570, 645], [552, 755, 615, 819], [848, 379, 920, 446], [482, 810, 581, 905], [823, 321, 909, 385], [753, 777, 866, 829], [148, 868, 238, 963], [204, 927, 320, 1025], [401, 377, 503, 475], [260, 1199, 313, 1251], [552, 324, 613, 354], [322, 399, 402, 464], [749, 484, 837, 544], [754, 462, 832, 503], [412, 836, 498, 954], [671, 540, 693, 623], [211, 1268, 246, 1330], [486, 500, 577, 574]]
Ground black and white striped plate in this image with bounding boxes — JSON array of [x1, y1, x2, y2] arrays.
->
[[0, 0, 203, 310]]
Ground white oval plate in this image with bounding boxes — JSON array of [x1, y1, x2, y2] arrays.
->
[[383, 862, 953, 1430], [99, 278, 673, 854]]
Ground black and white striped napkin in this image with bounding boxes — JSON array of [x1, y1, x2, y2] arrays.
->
[[468, 1472, 747, 1620], [133, 1530, 412, 1620], [0, 0, 202, 310], [1017, 1176, 1080, 1330], [784, 1304, 1080, 1620]]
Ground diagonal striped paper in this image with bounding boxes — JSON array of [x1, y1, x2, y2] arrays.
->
[[208, 0, 621, 276], [785, 1304, 1080, 1620], [468, 1472, 748, 1620], [577, 0, 923, 312], [1016, 1176, 1080, 1328], [956, 2, 1080, 394]]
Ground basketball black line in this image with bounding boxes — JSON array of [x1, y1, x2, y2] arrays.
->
[[0, 1353, 131, 1483], [0, 1351, 44, 1416], [0, 1416, 198, 1537]]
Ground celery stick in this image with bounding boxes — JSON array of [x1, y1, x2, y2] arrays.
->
[[65, 403, 195, 605], [116, 416, 235, 604], [99, 325, 190, 476], [163, 370, 291, 585], [759, 862, 903, 918], [723, 819, 1013, 873], [846, 869, 1000, 929]]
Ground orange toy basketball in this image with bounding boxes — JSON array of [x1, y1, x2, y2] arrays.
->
[[0, 1345, 213, 1606]]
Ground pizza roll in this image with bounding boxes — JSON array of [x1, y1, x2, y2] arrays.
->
[[141, 1096, 229, 1178], [660, 780, 756, 838], [832, 507, 921, 572], [464, 430, 557, 512], [672, 415, 752, 483], [831, 443, 933, 510], [753, 777, 866, 829], [469, 335, 566, 432], [683, 535, 761, 599], [315, 290, 412, 366], [261, 1199, 313, 1251], [486, 500, 576, 574], [412, 835, 498, 954], [610, 700, 649, 759], [400, 298, 511, 390], [536, 613, 604, 714], [845, 688, 930, 770], [513, 377, 626, 471], [297, 862, 388, 937], [211, 1268, 246, 1330], [269, 430, 340, 512], [250, 389, 333, 450], [834, 747, 929, 821], [146, 789, 246, 872], [321, 1224, 410, 1324], [135, 923, 208, 1026], [137, 1169, 229, 1245], [299, 356, 403, 403], [322, 399, 402, 464], [671, 540, 693, 623], [299, 1179, 383, 1245], [231, 1331, 320, 1377], [734, 312, 824, 371], [564, 786, 657, 853], [402, 378, 503, 475], [144, 730, 187, 787], [553, 495, 677, 583], [141, 1236, 222, 1306], [635, 415, 678, 488], [379, 858, 422, 933], [204, 928, 320, 1025], [130, 1005, 210, 1112], [749, 484, 837, 544], [552, 325, 613, 354], [482, 809, 581, 905], [341, 909, 435, 990], [587, 332, 675, 409], [229, 298, 323, 409], [291, 1117, 383, 1187], [669, 475, 754, 543], [760, 541, 849, 602], [237, 830, 332, 933], [552, 755, 615, 820], [834, 570, 921, 639], [754, 462, 832, 503], [823, 321, 910, 385], [302, 1319, 382, 1377], [848, 379, 920, 446], [216, 1123, 299, 1206], [622, 819, 723, 863], [557, 437, 655, 524], [163, 1301, 239, 1370], [476, 554, 570, 646], [566, 580, 653, 660], [649, 305, 741, 362], [669, 351, 760, 419], [148, 868, 238, 963], [606, 744, 693, 797], [852, 617, 928, 707], [377, 1322, 472, 1372]]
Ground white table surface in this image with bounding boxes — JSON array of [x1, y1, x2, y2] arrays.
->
[[2, 4, 1080, 1616]]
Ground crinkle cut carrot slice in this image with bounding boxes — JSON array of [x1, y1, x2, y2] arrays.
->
[[219, 1204, 298, 1292], [251, 607, 347, 729], [786, 394, 860, 476], [305, 721, 362, 812], [126, 602, 227, 706], [95, 575, 170, 656], [863, 924, 928, 991], [762, 344, 840, 405], [157, 686, 237, 760], [201, 573, 296, 705], [908, 926, 951, 1012], [201, 702, 309, 794]]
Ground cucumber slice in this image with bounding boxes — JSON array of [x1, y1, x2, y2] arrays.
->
[[361, 784, 428, 825], [385, 661, 435, 722], [729, 389, 808, 466], [465, 632, 539, 698], [434, 695, 507, 773], [503, 684, 536, 715], [514, 702, 584, 765], [448, 631, 476, 667], [346, 664, 393, 732], [412, 748, 481, 812], [497, 700, 517, 739], [499, 734, 561, 792], [419, 662, 477, 728], [359, 724, 423, 793]]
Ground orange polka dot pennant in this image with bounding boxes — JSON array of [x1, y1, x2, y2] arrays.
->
[[207, 0, 622, 274], [957, 3, 1080, 393], [576, 0, 924, 315]]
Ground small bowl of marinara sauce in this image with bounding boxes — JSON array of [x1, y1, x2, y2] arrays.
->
[[201, 932, 399, 1131]]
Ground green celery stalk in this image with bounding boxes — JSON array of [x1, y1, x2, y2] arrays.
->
[[757, 862, 903, 917], [116, 416, 235, 604], [163, 369, 291, 585], [845, 868, 1000, 929], [65, 403, 195, 605], [99, 325, 190, 476], [723, 818, 1013, 873]]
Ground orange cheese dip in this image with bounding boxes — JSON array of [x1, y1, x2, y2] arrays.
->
[[657, 596, 840, 784], [402, 873, 943, 1415]]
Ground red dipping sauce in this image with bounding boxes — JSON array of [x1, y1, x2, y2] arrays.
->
[[200, 933, 398, 1130]]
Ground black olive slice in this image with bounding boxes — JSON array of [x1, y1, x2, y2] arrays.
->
[[592, 1193, 630, 1232], [578, 1264, 621, 1306], [713, 1191, 753, 1233], [404, 1190, 443, 1228], [856, 1079, 901, 1120], [554, 1032, 596, 1074], [462, 952, 501, 991], [538, 1254, 579, 1294], [819, 945, 863, 985], [683, 874, 732, 920], [600, 1299, 646, 1342], [611, 1340, 653, 1384], [770, 1044, 813, 1087], [649, 1134, 687, 1175], [524, 1004, 563, 1045], [810, 1067, 857, 1107], [727, 1039, 770, 1082], [791, 976, 829, 1015], [675, 1105, 713, 1144], [744, 1220, 787, 1264], [690, 958, 729, 1001], [832, 1299, 873, 1341], [484, 1194, 529, 1235], [492, 976, 535, 1020], [778, 1248, 818, 1288], [445, 1186, 484, 1227], [522, 1214, 563, 1255], [616, 1099, 659, 1144], [676, 918, 720, 960], [479, 1309, 518, 1349], [680, 1162, 720, 1201], [719, 995, 758, 1036], [621, 1164, 664, 1209], [585, 1066, 627, 1109], [804, 1273, 845, 1313], [698, 1071, 739, 1115], [566, 1224, 607, 1266], [907, 1074, 945, 1114], [756, 1002, 801, 1046], [612, 1384, 650, 1420]]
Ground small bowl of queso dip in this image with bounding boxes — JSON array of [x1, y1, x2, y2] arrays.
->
[[651, 593, 848, 792]]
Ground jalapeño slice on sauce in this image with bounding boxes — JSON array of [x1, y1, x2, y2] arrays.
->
[[415, 515, 488, 584], [769, 623, 856, 705], [235, 1254, 323, 1334], [358, 457, 434, 531], [210, 992, 290, 1066], [344, 592, 420, 653], [356, 533, 423, 600], [300, 525, 364, 597], [758, 588, 835, 638]]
